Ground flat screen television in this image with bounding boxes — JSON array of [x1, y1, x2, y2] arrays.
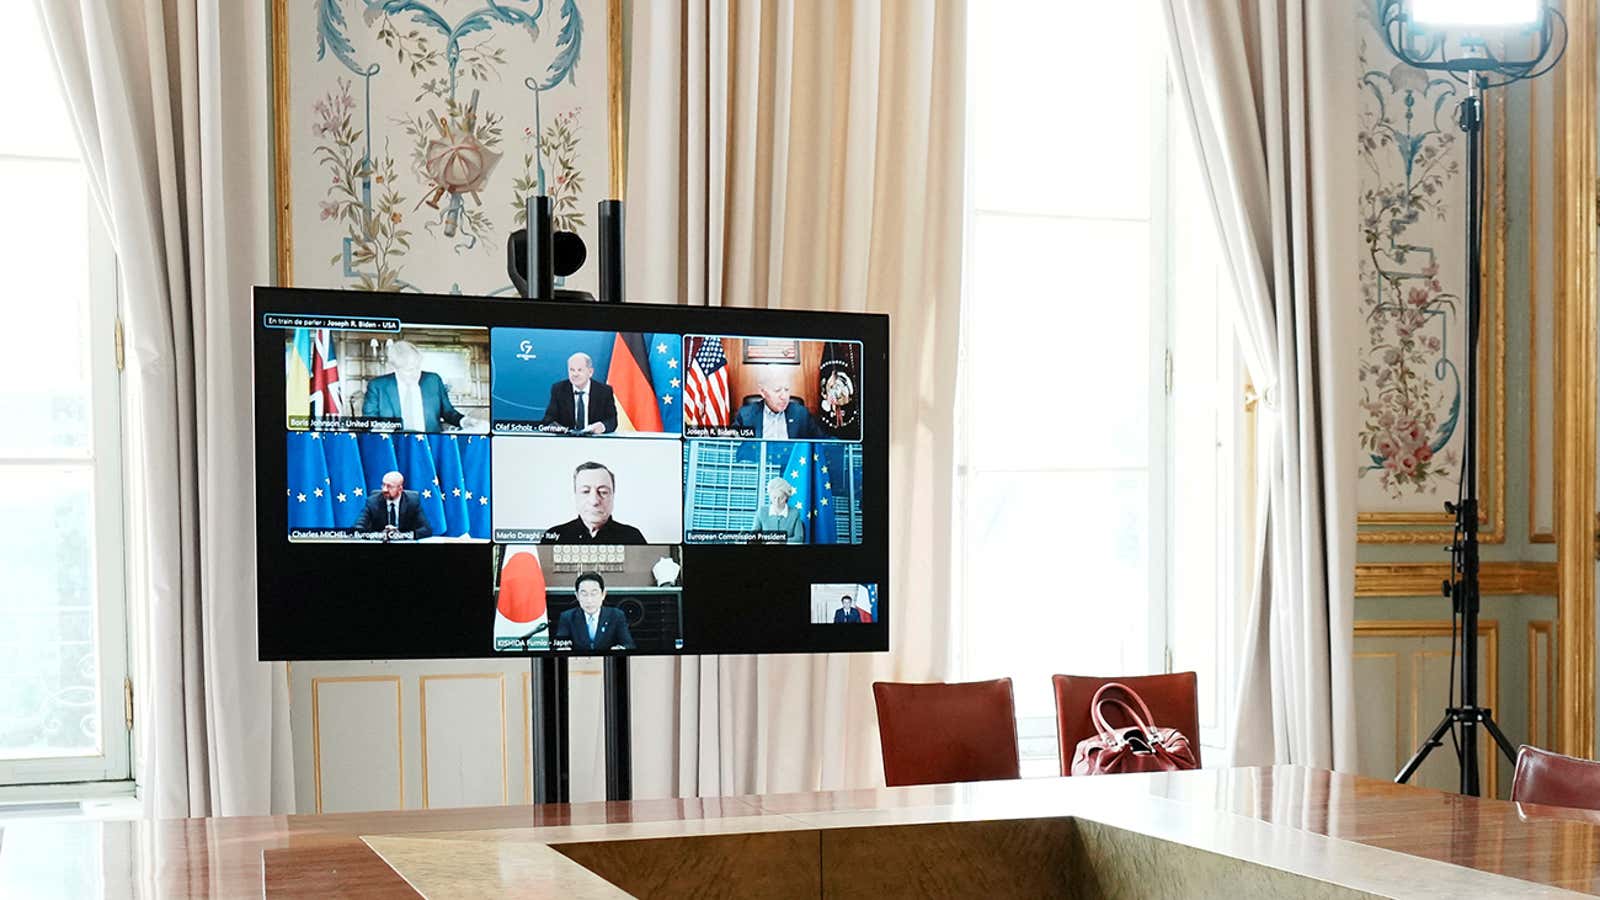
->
[[253, 287, 889, 660]]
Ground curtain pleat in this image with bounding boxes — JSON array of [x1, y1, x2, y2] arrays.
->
[[36, 0, 290, 816], [627, 0, 966, 796], [1162, 0, 1359, 770]]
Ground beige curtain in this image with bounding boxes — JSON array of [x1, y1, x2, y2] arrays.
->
[[36, 0, 292, 816], [625, 0, 966, 795], [1161, 0, 1359, 769]]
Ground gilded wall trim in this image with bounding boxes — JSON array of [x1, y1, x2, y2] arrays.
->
[[310, 675, 404, 815], [1355, 619, 1501, 793], [1354, 562, 1557, 597], [1555, 0, 1598, 760], [419, 674, 508, 809]]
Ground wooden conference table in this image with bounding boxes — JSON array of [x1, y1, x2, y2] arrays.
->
[[4, 766, 1600, 898]]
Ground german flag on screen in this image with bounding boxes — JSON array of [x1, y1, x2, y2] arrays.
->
[[607, 332, 665, 433]]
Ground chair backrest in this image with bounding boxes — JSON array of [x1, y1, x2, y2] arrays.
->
[[872, 679, 1021, 787], [1511, 745, 1600, 810], [1052, 672, 1201, 776]]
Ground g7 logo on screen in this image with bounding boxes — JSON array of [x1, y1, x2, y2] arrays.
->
[[516, 340, 538, 361]]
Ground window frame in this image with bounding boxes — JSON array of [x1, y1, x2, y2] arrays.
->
[[0, 201, 131, 788], [956, 6, 1243, 771]]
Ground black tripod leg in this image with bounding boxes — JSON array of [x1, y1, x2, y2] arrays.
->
[[1396, 713, 1455, 784], [1480, 714, 1519, 764]]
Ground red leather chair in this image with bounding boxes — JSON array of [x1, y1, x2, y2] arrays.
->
[[1511, 745, 1600, 810], [873, 679, 1021, 787], [1052, 672, 1201, 776]]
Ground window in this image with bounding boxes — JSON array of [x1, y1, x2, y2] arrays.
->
[[0, 10, 129, 786], [960, 0, 1240, 771]]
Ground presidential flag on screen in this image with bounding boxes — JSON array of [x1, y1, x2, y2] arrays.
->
[[683, 336, 730, 426]]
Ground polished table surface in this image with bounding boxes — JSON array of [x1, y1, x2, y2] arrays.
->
[[5, 766, 1600, 897]]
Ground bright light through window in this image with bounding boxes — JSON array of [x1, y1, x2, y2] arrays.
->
[[963, 0, 1237, 769], [1410, 0, 1541, 27]]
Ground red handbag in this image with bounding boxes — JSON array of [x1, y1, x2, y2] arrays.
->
[[1070, 682, 1199, 776]]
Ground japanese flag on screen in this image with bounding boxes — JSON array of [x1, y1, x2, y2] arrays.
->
[[494, 548, 549, 650]]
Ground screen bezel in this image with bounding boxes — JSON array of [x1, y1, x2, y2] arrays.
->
[[254, 286, 890, 660]]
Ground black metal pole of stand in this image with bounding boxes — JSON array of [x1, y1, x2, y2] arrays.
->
[[604, 658, 633, 800], [530, 656, 569, 803], [521, 195, 633, 803], [1394, 77, 1517, 796]]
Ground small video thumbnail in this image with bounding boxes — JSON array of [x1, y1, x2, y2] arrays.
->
[[681, 336, 863, 442], [280, 318, 490, 434], [286, 431, 491, 542], [684, 440, 863, 545], [492, 545, 685, 653], [490, 435, 683, 544], [490, 327, 683, 436], [810, 583, 878, 624]]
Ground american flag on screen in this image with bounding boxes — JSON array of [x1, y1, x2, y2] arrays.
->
[[683, 336, 731, 426], [309, 328, 344, 418]]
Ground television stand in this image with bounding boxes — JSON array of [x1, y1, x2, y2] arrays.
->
[[530, 656, 633, 803]]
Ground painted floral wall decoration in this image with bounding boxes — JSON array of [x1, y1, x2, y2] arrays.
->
[[282, 0, 610, 295], [1357, 32, 1468, 505]]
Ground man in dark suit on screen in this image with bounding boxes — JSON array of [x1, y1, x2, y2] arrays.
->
[[539, 352, 618, 434], [361, 340, 474, 433], [554, 572, 636, 651], [834, 594, 863, 623], [732, 368, 823, 439], [352, 471, 434, 539]]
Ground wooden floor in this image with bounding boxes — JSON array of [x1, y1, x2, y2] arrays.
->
[[4, 767, 1600, 897]]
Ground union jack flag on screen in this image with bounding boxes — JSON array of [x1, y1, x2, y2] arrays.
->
[[683, 336, 731, 426], [309, 328, 344, 418]]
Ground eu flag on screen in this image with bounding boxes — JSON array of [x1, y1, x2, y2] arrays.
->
[[647, 333, 684, 433], [809, 444, 841, 544], [323, 432, 366, 528], [357, 433, 400, 495], [462, 435, 492, 538], [866, 583, 878, 621], [287, 432, 334, 528], [431, 434, 472, 537], [396, 433, 446, 536]]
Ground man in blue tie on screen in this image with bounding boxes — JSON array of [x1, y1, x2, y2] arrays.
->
[[554, 572, 636, 651], [352, 470, 434, 540], [539, 352, 618, 435]]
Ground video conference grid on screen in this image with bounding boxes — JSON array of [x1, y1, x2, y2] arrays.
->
[[263, 299, 881, 659]]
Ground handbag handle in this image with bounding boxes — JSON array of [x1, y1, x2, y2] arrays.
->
[[1089, 682, 1159, 744]]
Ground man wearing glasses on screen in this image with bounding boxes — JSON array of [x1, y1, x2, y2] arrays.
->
[[553, 572, 636, 652], [538, 352, 618, 435], [542, 461, 647, 543]]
